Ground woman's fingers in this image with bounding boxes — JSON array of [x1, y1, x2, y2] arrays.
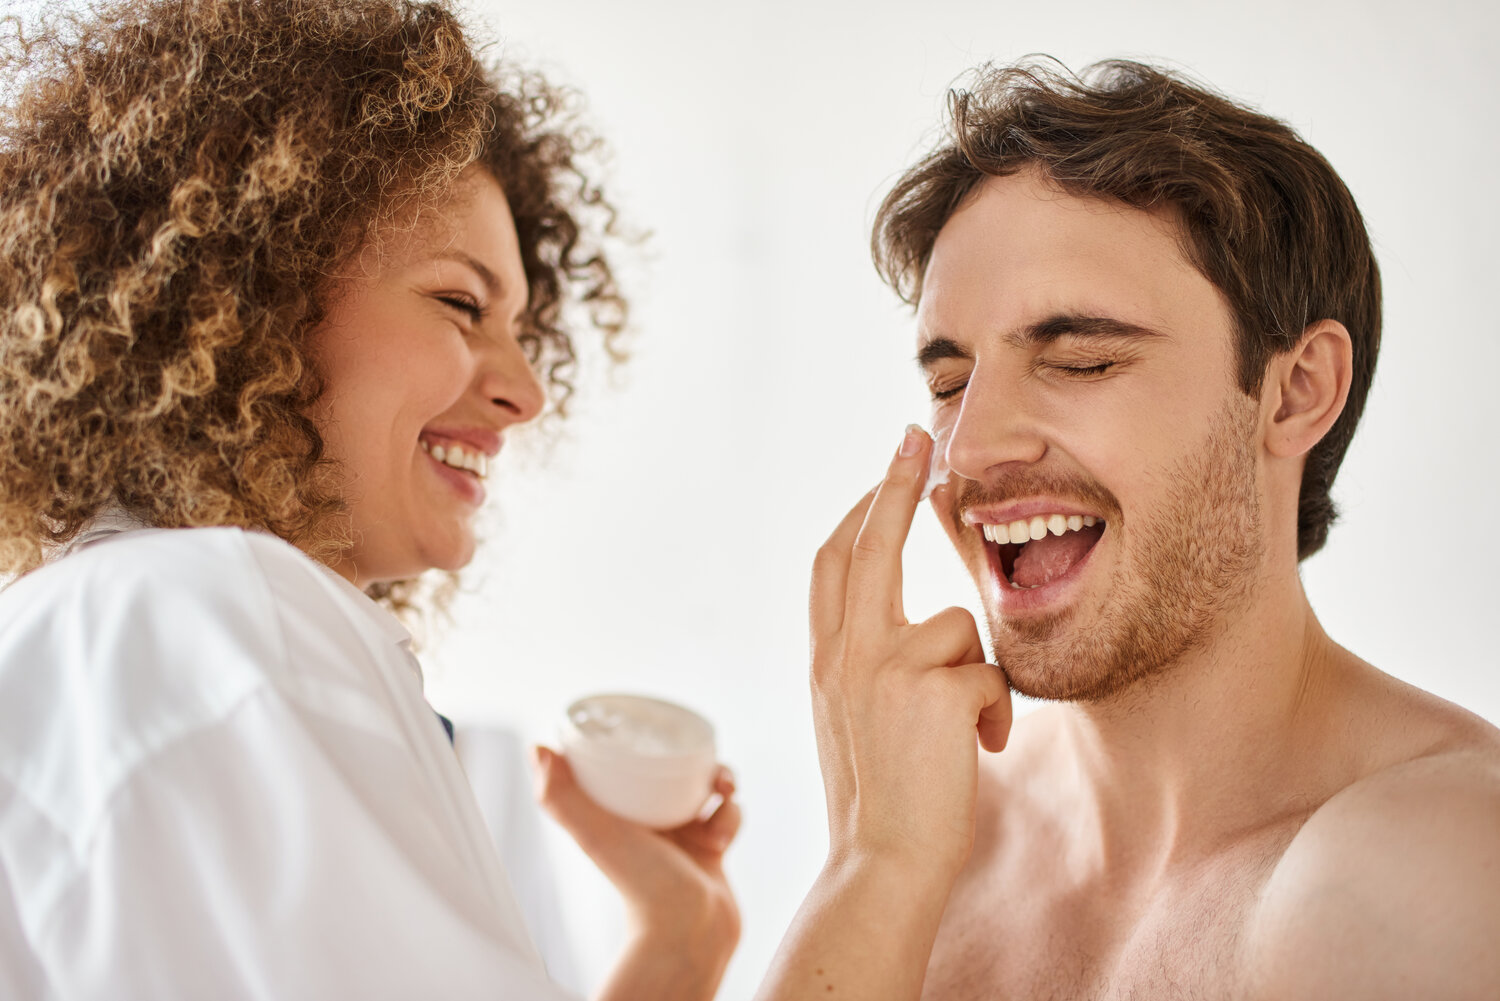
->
[[537, 749, 741, 861], [670, 778, 742, 858], [536, 748, 740, 959], [531, 746, 620, 857]]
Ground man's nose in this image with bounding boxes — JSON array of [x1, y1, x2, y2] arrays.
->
[[475, 326, 547, 424], [943, 368, 1047, 482]]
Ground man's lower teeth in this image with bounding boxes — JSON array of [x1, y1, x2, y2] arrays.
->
[[1009, 581, 1042, 590]]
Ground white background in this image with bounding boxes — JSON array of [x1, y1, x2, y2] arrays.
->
[[424, 1, 1500, 997]]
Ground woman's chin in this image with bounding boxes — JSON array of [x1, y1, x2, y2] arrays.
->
[[342, 525, 478, 585], [421, 527, 479, 575]]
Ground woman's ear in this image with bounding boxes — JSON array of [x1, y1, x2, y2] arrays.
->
[[1264, 319, 1353, 458]]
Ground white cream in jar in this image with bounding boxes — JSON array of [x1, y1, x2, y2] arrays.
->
[[559, 693, 717, 829]]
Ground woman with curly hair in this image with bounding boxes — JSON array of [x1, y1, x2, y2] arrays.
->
[[0, 0, 741, 997]]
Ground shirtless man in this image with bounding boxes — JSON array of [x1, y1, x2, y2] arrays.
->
[[755, 60, 1500, 1000]]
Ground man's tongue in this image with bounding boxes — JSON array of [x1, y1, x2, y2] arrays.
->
[[1010, 526, 1101, 588]]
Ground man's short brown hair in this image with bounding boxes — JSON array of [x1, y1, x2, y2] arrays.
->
[[873, 58, 1381, 560]]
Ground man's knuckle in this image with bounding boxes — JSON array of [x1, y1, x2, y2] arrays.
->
[[810, 640, 848, 679], [812, 543, 842, 573], [931, 605, 977, 631]]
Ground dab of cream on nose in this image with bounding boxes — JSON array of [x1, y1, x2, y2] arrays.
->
[[921, 424, 952, 500]]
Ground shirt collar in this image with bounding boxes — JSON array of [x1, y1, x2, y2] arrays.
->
[[48, 508, 151, 562], [55, 510, 415, 652], [309, 560, 417, 651]]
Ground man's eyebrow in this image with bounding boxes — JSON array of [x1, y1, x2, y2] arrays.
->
[[916, 315, 1162, 369], [1013, 314, 1166, 346], [915, 337, 973, 370], [433, 250, 503, 297]]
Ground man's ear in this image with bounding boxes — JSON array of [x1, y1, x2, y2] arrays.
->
[[1263, 319, 1353, 458]]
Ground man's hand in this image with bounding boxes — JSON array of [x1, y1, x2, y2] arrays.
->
[[811, 423, 1012, 879], [754, 425, 1012, 1001]]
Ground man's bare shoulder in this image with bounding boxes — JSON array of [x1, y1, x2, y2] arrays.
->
[[1244, 705, 1500, 1001]]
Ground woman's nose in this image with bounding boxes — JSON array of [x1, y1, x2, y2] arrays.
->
[[476, 326, 547, 424]]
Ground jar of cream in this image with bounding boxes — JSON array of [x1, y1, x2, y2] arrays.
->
[[559, 693, 718, 829]]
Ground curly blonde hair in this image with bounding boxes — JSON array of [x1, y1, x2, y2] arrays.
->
[[0, 0, 625, 603]]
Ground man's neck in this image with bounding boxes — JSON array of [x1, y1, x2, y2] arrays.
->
[[1047, 573, 1354, 875]]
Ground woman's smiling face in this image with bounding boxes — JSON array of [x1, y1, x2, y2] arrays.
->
[[307, 167, 545, 586]]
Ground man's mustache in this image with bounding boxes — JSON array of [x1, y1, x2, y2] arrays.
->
[[951, 470, 1122, 524]]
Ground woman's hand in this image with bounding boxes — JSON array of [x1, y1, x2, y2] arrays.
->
[[533, 746, 740, 1001]]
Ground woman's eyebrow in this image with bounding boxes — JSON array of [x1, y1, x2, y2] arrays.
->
[[432, 250, 503, 297]]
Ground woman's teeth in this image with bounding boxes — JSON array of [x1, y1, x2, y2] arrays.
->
[[420, 439, 488, 478], [982, 514, 1099, 545]]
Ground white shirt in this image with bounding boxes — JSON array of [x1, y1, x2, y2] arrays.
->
[[0, 520, 577, 1000]]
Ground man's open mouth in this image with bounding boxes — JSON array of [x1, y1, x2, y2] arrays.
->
[[983, 514, 1106, 589]]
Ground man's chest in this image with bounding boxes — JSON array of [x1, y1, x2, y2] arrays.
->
[[921, 842, 1283, 1001]]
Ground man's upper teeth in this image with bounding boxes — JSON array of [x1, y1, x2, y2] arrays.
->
[[421, 439, 488, 477], [982, 514, 1098, 545]]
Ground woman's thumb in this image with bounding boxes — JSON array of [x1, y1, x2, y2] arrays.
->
[[531, 745, 627, 851]]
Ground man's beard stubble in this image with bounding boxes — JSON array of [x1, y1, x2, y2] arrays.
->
[[961, 399, 1263, 704]]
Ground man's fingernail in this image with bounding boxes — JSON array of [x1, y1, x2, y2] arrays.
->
[[900, 424, 925, 457]]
